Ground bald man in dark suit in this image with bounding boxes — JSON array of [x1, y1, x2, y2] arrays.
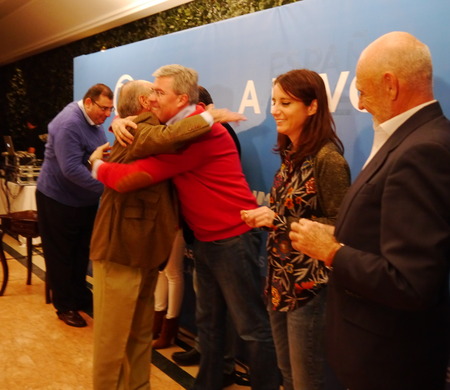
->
[[289, 31, 450, 390]]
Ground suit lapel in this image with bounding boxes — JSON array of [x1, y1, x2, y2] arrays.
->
[[335, 102, 443, 233]]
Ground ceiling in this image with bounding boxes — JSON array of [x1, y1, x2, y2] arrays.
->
[[0, 0, 193, 66]]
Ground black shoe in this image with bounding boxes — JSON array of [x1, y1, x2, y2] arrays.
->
[[234, 370, 251, 386], [172, 348, 201, 366], [57, 310, 87, 327]]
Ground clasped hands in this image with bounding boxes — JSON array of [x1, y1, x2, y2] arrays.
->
[[240, 206, 276, 228], [240, 207, 341, 268], [290, 219, 341, 267]]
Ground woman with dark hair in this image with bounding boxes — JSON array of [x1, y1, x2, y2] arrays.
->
[[241, 69, 350, 390]]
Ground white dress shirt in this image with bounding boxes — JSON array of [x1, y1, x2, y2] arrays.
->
[[362, 100, 436, 169]]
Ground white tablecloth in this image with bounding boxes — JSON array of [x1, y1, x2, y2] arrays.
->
[[0, 179, 37, 214], [0, 179, 39, 245]]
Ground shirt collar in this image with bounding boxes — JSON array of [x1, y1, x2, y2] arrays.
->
[[378, 100, 436, 136], [166, 104, 197, 125], [362, 100, 436, 169], [77, 100, 98, 127]]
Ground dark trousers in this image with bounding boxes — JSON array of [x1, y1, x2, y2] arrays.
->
[[192, 230, 279, 390], [36, 190, 97, 313]]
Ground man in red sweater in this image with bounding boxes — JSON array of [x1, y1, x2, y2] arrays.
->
[[91, 64, 279, 390]]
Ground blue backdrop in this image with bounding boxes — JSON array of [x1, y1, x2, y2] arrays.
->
[[74, 0, 450, 201]]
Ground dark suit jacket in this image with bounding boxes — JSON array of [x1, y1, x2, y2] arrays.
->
[[327, 102, 450, 390], [90, 111, 210, 269]]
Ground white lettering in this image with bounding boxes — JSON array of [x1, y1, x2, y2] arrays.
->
[[349, 76, 365, 112], [320, 71, 349, 113], [239, 80, 261, 114]]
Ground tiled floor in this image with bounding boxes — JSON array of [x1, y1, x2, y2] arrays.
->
[[0, 234, 251, 390]]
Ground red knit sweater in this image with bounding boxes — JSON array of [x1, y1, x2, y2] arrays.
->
[[97, 114, 257, 241]]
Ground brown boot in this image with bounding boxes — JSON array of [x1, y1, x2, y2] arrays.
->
[[152, 317, 179, 349], [152, 310, 166, 339]]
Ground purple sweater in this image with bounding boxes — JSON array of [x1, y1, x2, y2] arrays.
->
[[37, 101, 106, 207]]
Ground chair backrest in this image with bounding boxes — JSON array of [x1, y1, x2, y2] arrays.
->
[[3, 136, 15, 155]]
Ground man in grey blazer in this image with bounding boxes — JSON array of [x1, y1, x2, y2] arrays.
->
[[289, 31, 450, 390]]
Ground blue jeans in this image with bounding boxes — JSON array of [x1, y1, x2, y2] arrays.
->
[[268, 287, 327, 390], [192, 229, 279, 390], [192, 270, 238, 375]]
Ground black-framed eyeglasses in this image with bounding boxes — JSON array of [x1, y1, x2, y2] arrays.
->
[[92, 100, 115, 112]]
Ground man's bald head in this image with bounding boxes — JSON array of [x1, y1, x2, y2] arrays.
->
[[117, 80, 154, 117], [356, 32, 434, 124]]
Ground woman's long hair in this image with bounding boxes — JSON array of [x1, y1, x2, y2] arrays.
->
[[273, 69, 344, 164]]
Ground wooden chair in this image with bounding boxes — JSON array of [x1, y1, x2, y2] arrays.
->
[[0, 210, 51, 303]]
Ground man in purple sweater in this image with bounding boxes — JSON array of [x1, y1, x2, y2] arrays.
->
[[36, 83, 113, 327]]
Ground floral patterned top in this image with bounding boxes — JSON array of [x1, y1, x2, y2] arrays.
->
[[267, 142, 350, 311]]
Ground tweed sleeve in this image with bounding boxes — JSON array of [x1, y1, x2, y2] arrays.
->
[[127, 112, 211, 159]]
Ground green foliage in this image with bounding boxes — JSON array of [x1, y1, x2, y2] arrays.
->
[[0, 0, 300, 142], [3, 68, 29, 144]]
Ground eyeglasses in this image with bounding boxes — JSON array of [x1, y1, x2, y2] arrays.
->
[[150, 88, 166, 98], [151, 88, 181, 99], [92, 100, 115, 112]]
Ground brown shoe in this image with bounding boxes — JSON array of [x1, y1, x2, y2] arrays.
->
[[152, 310, 167, 339], [57, 310, 87, 327], [152, 317, 179, 349]]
